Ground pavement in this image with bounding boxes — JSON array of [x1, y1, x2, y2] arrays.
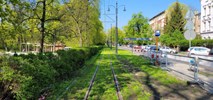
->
[[119, 46, 213, 93]]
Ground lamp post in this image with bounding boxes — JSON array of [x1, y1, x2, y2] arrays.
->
[[108, 0, 126, 54], [111, 24, 113, 49]]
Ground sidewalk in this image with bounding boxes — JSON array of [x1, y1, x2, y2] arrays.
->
[[164, 59, 213, 93]]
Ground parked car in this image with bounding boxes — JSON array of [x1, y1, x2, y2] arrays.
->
[[64, 47, 71, 51], [143, 45, 158, 52], [160, 46, 177, 54], [147, 45, 161, 59], [149, 45, 160, 51], [187, 47, 194, 52], [188, 47, 211, 56], [210, 48, 213, 55]]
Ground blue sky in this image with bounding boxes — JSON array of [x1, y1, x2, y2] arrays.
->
[[100, 0, 201, 31]]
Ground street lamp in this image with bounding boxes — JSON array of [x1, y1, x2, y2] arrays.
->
[[108, 0, 126, 54]]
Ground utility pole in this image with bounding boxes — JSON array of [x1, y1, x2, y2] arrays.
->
[[111, 24, 113, 49], [108, 0, 125, 54], [115, 0, 118, 54]]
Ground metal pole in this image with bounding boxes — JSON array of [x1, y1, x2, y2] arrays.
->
[[115, 0, 118, 54], [132, 40, 133, 54], [111, 24, 112, 50]]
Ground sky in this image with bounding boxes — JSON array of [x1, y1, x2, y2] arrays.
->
[[100, 0, 201, 32]]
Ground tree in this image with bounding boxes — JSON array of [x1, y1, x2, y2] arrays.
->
[[124, 12, 152, 38], [107, 27, 125, 45], [164, 1, 187, 34], [160, 30, 185, 48], [0, 0, 105, 51], [124, 12, 153, 45]]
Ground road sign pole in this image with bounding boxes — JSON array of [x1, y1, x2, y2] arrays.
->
[[132, 40, 133, 54], [155, 36, 159, 65], [156, 37, 158, 52], [155, 30, 160, 66]]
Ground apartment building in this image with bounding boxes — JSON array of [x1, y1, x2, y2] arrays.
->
[[194, 12, 201, 35], [200, 0, 213, 39], [149, 11, 166, 32]]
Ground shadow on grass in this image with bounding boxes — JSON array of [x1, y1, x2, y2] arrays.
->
[[116, 54, 161, 100], [116, 53, 210, 100]]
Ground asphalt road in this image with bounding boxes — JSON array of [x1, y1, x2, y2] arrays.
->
[[119, 46, 213, 60]]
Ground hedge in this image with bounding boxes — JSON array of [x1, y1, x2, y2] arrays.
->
[[179, 39, 213, 51], [0, 46, 103, 100]]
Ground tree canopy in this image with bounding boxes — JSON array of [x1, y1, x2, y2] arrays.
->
[[164, 1, 187, 34], [0, 0, 106, 52], [124, 12, 153, 38]]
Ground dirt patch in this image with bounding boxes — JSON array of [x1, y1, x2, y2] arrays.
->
[[118, 57, 213, 100]]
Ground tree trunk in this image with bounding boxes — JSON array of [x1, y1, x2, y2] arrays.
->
[[40, 0, 46, 53]]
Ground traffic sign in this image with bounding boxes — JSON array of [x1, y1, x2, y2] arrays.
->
[[124, 38, 151, 41], [155, 30, 160, 37], [184, 30, 196, 40]]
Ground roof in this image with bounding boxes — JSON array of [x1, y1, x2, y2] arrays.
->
[[149, 10, 165, 21]]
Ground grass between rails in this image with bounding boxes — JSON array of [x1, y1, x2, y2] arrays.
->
[[49, 48, 209, 100], [50, 48, 152, 99], [89, 48, 151, 99], [47, 49, 102, 100]]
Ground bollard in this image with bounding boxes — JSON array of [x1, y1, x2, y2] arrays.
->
[[165, 52, 168, 67], [194, 57, 199, 82], [187, 56, 204, 86]]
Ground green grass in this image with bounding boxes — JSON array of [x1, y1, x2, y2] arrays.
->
[[117, 49, 184, 86], [49, 48, 151, 100], [47, 49, 102, 100], [49, 48, 187, 100], [48, 48, 208, 99]]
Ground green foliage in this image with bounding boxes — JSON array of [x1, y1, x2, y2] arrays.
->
[[0, 0, 105, 51], [179, 39, 213, 51], [0, 47, 102, 99], [107, 27, 125, 45], [164, 2, 187, 34], [160, 30, 185, 47], [124, 12, 153, 38]]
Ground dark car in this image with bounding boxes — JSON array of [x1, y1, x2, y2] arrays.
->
[[210, 48, 213, 55], [149, 45, 160, 51]]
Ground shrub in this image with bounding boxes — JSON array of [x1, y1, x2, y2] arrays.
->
[[0, 46, 102, 99]]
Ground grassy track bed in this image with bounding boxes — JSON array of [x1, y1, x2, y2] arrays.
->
[[54, 48, 152, 100], [50, 48, 212, 100], [47, 49, 102, 100]]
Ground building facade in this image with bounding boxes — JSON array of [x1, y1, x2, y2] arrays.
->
[[150, 9, 201, 35], [194, 12, 201, 35], [149, 11, 166, 32], [201, 0, 213, 39]]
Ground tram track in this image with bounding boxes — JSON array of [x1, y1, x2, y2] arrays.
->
[[83, 51, 123, 100]]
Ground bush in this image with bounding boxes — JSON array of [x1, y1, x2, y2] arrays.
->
[[179, 39, 213, 51], [0, 46, 102, 99]]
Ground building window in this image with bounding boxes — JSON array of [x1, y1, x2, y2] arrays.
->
[[204, 22, 206, 32], [209, 21, 211, 31], [209, 6, 211, 15], [204, 8, 206, 16]]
